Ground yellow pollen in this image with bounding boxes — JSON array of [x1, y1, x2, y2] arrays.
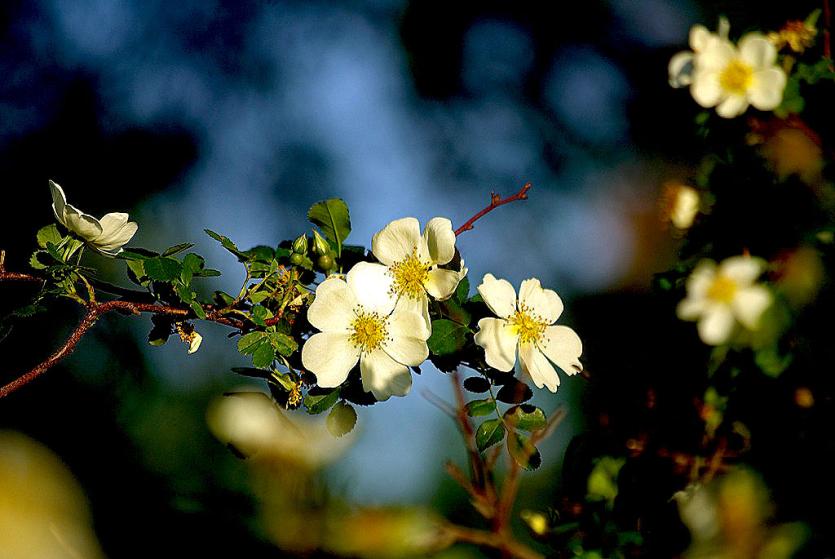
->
[[349, 310, 389, 352], [707, 275, 738, 304], [719, 59, 753, 95], [510, 305, 548, 345], [389, 250, 430, 300]]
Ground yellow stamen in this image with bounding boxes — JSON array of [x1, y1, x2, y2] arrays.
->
[[349, 309, 389, 352], [389, 249, 430, 300], [509, 304, 548, 345], [719, 59, 753, 95], [707, 275, 738, 304]]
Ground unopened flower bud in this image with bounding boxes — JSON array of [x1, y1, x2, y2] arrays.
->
[[312, 230, 330, 256], [292, 234, 308, 255]]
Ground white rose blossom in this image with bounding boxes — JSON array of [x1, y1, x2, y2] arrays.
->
[[676, 256, 773, 345], [301, 261, 430, 401], [474, 274, 582, 393], [371, 217, 467, 327], [690, 32, 787, 118], [49, 180, 138, 256]]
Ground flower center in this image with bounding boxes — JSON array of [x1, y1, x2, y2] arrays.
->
[[707, 275, 738, 304], [349, 309, 389, 352], [509, 305, 548, 345], [389, 249, 431, 300], [719, 59, 753, 95]]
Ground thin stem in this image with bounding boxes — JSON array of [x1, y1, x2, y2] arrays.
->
[[442, 523, 544, 559], [0, 299, 242, 399], [455, 183, 532, 236]]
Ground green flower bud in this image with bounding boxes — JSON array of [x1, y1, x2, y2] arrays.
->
[[292, 234, 308, 255], [316, 253, 335, 272], [312, 230, 330, 256], [289, 253, 305, 266]]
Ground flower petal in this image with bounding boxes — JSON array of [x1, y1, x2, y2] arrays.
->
[[388, 305, 430, 341], [474, 317, 518, 372], [301, 331, 359, 388], [422, 217, 456, 265], [477, 273, 517, 319], [677, 297, 706, 321], [539, 325, 583, 377], [719, 256, 764, 285], [371, 217, 422, 266], [384, 312, 429, 366], [696, 39, 735, 72], [697, 305, 735, 345], [690, 71, 722, 108], [519, 343, 560, 392], [347, 261, 395, 316], [749, 68, 786, 111], [739, 33, 776, 68], [669, 51, 695, 88], [62, 205, 103, 241], [716, 95, 749, 118], [97, 212, 129, 237], [518, 278, 564, 324], [732, 285, 772, 330], [689, 24, 711, 51], [360, 349, 412, 401], [93, 221, 138, 254], [425, 268, 462, 301], [307, 277, 357, 332], [395, 295, 430, 330], [686, 260, 717, 297], [49, 180, 68, 227]]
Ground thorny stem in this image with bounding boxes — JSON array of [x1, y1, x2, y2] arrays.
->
[[0, 270, 244, 398], [455, 183, 532, 236]]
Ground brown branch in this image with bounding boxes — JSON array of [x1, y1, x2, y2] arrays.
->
[[455, 183, 532, 236], [441, 523, 544, 559], [450, 369, 490, 492], [0, 299, 243, 399]]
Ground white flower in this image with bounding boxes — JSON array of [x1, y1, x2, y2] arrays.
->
[[49, 180, 138, 256], [371, 217, 467, 327], [669, 18, 730, 88], [301, 261, 430, 401], [690, 33, 787, 118], [677, 256, 773, 345], [473, 274, 582, 392]]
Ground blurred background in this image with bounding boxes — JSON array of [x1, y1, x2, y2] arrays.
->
[[0, 0, 826, 557]]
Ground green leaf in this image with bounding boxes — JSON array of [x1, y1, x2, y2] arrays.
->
[[162, 243, 194, 257], [244, 245, 275, 262], [126, 259, 148, 286], [307, 199, 351, 255], [237, 331, 267, 354], [189, 301, 207, 320], [250, 304, 272, 327], [466, 398, 495, 417], [180, 253, 205, 284], [427, 319, 469, 355], [36, 224, 63, 249], [455, 276, 470, 304], [205, 229, 249, 260], [251, 342, 276, 368], [507, 432, 541, 470], [269, 331, 298, 357], [439, 297, 471, 326], [496, 380, 533, 404], [504, 405, 547, 431], [304, 388, 341, 414], [29, 251, 51, 270], [476, 418, 506, 452], [143, 257, 182, 282], [463, 376, 491, 393], [213, 291, 235, 306], [118, 247, 159, 260], [326, 401, 357, 437]]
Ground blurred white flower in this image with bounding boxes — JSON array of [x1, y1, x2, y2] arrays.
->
[[49, 180, 138, 256], [668, 18, 730, 88], [677, 256, 773, 345], [690, 33, 787, 118], [301, 262, 429, 400], [371, 216, 466, 327], [474, 274, 582, 392]]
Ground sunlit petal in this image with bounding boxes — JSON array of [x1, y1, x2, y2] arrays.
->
[[371, 217, 422, 266], [539, 325, 583, 377], [477, 273, 517, 319], [301, 332, 359, 388], [474, 317, 518, 372], [518, 278, 564, 324], [360, 349, 412, 401]]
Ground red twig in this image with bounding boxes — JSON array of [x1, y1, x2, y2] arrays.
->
[[0, 298, 242, 399], [454, 183, 532, 237]]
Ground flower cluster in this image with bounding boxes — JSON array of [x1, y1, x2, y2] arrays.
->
[[669, 19, 787, 118], [301, 217, 583, 399]]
